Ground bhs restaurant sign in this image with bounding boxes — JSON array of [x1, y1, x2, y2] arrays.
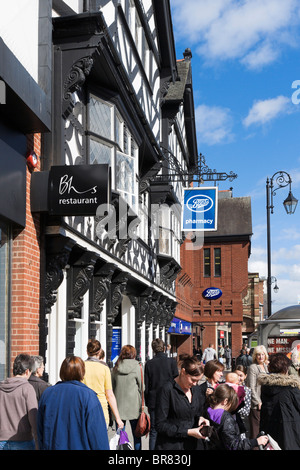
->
[[48, 164, 110, 216], [182, 187, 218, 231]]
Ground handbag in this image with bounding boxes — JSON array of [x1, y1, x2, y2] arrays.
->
[[134, 363, 151, 438]]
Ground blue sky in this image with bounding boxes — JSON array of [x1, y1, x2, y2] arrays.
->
[[171, 0, 300, 314]]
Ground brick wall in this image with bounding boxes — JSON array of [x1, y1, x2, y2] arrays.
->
[[175, 238, 250, 360], [10, 134, 41, 371]]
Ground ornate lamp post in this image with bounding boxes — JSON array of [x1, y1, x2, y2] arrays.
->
[[266, 171, 298, 317]]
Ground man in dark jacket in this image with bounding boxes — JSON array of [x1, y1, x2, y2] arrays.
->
[[28, 355, 51, 402], [236, 349, 252, 369], [144, 338, 178, 450]]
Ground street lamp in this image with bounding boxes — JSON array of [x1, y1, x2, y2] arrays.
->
[[271, 276, 279, 294], [266, 171, 298, 317]]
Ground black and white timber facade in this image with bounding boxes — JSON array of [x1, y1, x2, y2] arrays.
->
[[13, 0, 198, 382]]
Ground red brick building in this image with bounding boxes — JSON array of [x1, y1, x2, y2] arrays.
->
[[175, 190, 252, 361], [10, 134, 42, 372]]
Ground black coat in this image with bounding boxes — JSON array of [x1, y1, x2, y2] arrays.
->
[[205, 409, 258, 450], [259, 373, 300, 450], [144, 352, 178, 409], [155, 379, 205, 450]]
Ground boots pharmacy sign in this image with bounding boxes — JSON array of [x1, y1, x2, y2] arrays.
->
[[48, 164, 110, 216], [182, 187, 218, 231]]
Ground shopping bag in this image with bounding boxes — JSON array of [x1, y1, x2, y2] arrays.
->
[[109, 431, 120, 450], [117, 430, 134, 450], [265, 435, 281, 450]]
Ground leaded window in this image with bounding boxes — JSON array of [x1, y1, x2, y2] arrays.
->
[[88, 95, 138, 212]]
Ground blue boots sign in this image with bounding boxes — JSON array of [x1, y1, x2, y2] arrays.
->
[[202, 287, 223, 300], [182, 187, 218, 231]]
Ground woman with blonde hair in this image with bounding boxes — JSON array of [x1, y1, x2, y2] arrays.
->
[[245, 345, 268, 440], [112, 345, 143, 450], [82, 339, 123, 430]]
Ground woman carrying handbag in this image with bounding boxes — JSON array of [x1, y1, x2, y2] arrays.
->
[[112, 345, 144, 450]]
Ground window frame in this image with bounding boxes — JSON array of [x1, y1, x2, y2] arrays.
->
[[214, 247, 221, 277], [87, 93, 139, 213], [203, 248, 211, 278]]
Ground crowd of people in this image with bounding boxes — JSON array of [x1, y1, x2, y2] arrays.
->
[[0, 341, 300, 450]]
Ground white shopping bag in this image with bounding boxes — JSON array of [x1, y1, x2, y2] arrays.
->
[[109, 431, 120, 450], [265, 435, 281, 450]]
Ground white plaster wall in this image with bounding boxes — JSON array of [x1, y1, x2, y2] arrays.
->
[[0, 0, 39, 82], [46, 272, 68, 385]]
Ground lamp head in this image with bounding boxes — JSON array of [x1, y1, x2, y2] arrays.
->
[[283, 190, 298, 215]]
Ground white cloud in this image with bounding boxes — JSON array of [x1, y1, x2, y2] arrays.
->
[[241, 41, 280, 70], [273, 245, 300, 262], [243, 96, 292, 127], [195, 104, 234, 145], [278, 227, 300, 241], [172, 0, 300, 69]]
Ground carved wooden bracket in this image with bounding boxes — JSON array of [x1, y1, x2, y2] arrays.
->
[[90, 263, 117, 322], [63, 56, 93, 118], [108, 272, 130, 324], [68, 251, 99, 319], [45, 236, 76, 314]]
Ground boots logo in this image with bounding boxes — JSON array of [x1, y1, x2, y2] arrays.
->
[[203, 287, 222, 300], [186, 194, 214, 213]]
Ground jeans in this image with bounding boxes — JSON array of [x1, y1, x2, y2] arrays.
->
[[0, 440, 35, 450], [149, 409, 157, 450]]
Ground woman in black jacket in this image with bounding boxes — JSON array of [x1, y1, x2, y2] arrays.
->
[[198, 359, 225, 400], [205, 384, 268, 450], [259, 352, 300, 450], [155, 355, 209, 450]]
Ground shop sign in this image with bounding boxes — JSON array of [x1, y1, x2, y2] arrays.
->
[[111, 327, 122, 364], [280, 329, 300, 336], [168, 317, 192, 335], [182, 187, 218, 231], [48, 164, 110, 216], [202, 287, 222, 300], [267, 336, 300, 356]]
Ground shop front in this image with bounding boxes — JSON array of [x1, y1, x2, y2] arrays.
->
[[168, 317, 192, 358]]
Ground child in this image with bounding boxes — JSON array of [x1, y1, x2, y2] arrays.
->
[[205, 384, 268, 450], [225, 372, 245, 406]]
